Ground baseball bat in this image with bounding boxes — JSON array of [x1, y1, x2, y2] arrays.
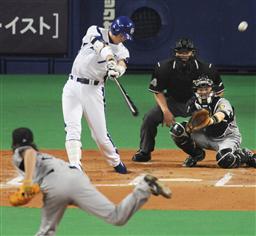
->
[[112, 77, 139, 116]]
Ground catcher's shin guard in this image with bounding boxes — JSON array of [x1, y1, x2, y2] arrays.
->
[[170, 122, 203, 157], [216, 148, 241, 168]]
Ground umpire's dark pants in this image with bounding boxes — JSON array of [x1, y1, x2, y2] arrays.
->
[[139, 96, 189, 153]]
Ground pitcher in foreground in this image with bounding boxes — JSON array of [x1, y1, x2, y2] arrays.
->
[[9, 127, 171, 236]]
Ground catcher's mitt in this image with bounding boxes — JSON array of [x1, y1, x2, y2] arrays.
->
[[186, 109, 211, 133], [9, 183, 40, 206]]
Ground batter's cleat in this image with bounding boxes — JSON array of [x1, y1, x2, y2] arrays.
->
[[182, 150, 206, 167], [144, 175, 171, 199], [132, 150, 151, 162], [114, 161, 128, 174]]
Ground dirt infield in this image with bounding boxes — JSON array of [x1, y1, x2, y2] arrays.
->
[[1, 149, 255, 211]]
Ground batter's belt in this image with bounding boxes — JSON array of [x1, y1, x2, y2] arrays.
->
[[69, 75, 99, 85]]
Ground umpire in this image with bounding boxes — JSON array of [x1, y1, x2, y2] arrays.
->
[[132, 38, 224, 162]]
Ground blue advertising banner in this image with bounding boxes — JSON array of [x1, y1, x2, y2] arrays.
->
[[80, 0, 256, 69]]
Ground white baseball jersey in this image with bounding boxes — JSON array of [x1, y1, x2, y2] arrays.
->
[[71, 25, 130, 82], [62, 25, 130, 169]]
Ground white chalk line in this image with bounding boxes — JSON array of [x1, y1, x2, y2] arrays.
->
[[95, 178, 202, 187], [0, 175, 202, 188], [215, 172, 233, 186], [1, 173, 255, 188], [217, 185, 256, 188], [159, 178, 202, 182]]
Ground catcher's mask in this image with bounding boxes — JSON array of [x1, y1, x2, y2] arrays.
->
[[193, 75, 215, 106], [12, 127, 37, 151]]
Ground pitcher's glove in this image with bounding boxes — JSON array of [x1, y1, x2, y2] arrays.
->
[[9, 181, 40, 206], [186, 109, 211, 133]]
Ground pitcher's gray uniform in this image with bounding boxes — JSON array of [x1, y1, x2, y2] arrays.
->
[[13, 146, 169, 236]]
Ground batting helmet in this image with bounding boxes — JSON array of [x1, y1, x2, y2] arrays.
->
[[12, 127, 36, 150], [110, 16, 135, 40], [174, 38, 195, 53]]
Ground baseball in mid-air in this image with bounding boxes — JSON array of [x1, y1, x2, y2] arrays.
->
[[238, 21, 248, 32]]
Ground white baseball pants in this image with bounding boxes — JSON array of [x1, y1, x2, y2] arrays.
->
[[62, 78, 120, 167]]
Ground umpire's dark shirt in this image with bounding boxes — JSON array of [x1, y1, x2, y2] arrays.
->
[[148, 58, 224, 103]]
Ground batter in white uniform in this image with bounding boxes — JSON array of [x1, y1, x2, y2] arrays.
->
[[11, 127, 171, 236], [62, 16, 135, 173]]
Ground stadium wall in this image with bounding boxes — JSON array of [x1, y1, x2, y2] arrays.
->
[[0, 0, 255, 74]]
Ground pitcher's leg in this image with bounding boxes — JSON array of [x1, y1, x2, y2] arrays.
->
[[35, 198, 67, 236], [73, 176, 159, 226]]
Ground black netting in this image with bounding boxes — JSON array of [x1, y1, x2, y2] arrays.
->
[[131, 7, 162, 39]]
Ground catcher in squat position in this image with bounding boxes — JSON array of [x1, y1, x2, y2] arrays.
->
[[170, 75, 256, 168], [9, 127, 171, 236]]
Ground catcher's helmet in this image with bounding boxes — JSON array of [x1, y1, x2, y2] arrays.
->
[[174, 38, 195, 53], [193, 75, 214, 105], [110, 16, 135, 40], [12, 127, 34, 150], [193, 75, 213, 90]]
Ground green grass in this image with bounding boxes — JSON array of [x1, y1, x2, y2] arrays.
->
[[1, 207, 255, 236], [0, 75, 256, 236], [0, 74, 255, 149]]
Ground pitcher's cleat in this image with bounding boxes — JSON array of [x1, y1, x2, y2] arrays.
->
[[144, 174, 172, 199]]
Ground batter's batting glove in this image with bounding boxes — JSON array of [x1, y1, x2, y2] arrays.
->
[[107, 69, 120, 80], [106, 58, 117, 70]]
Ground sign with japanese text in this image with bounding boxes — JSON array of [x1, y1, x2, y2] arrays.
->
[[0, 0, 68, 55]]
